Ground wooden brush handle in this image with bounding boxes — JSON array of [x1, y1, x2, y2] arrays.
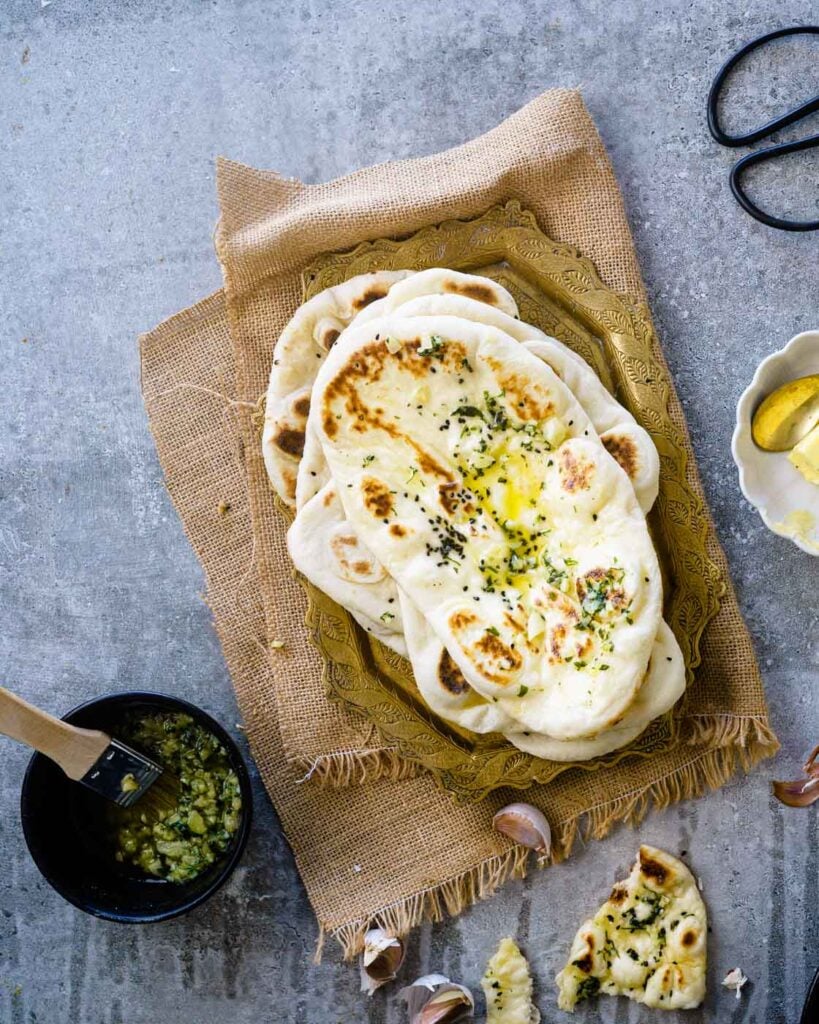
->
[[0, 686, 110, 781]]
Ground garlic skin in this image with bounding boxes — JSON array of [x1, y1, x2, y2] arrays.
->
[[359, 928, 405, 996], [492, 803, 551, 856], [722, 967, 748, 1000], [401, 975, 474, 1023]]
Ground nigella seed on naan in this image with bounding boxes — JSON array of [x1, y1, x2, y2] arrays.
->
[[314, 315, 663, 741], [354, 292, 660, 512]]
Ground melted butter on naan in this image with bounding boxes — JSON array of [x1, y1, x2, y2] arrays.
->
[[315, 315, 662, 741]]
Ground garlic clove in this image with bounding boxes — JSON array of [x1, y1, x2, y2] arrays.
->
[[773, 744, 819, 808], [492, 802, 551, 855], [401, 976, 474, 1023], [772, 775, 819, 807], [417, 984, 475, 1024], [412, 974, 451, 989], [359, 928, 405, 996], [722, 967, 748, 999]]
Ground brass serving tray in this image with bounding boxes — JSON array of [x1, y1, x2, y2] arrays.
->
[[298, 202, 723, 802]]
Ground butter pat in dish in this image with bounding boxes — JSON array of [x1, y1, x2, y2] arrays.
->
[[789, 423, 819, 485], [733, 330, 819, 555]]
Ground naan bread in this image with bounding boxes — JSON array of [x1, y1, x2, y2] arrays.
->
[[522, 339, 659, 514], [401, 581, 683, 757], [482, 937, 540, 1024], [398, 589, 517, 734], [293, 273, 522, 509], [360, 292, 660, 512], [286, 482, 407, 657], [503, 621, 684, 760], [353, 267, 519, 323], [556, 846, 707, 1012], [292, 288, 663, 743], [263, 270, 413, 506], [296, 421, 332, 509], [290, 274, 529, 644], [313, 315, 662, 740]]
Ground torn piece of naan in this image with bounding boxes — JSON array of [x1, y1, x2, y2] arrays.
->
[[556, 846, 707, 1012], [482, 937, 540, 1024]]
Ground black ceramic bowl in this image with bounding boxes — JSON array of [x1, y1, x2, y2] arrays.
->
[[20, 691, 253, 923]]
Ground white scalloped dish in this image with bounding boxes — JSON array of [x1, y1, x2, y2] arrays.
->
[[732, 331, 819, 555]]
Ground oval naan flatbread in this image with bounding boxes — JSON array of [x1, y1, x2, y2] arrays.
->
[[313, 315, 662, 740]]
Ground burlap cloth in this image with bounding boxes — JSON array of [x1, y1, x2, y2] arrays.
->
[[141, 89, 778, 956]]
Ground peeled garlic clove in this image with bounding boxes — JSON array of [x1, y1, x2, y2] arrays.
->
[[493, 802, 551, 855], [417, 984, 475, 1024], [359, 928, 405, 996]]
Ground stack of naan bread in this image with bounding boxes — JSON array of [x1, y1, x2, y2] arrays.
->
[[264, 269, 685, 763]]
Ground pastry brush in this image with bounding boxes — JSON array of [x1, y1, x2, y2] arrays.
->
[[0, 685, 179, 811]]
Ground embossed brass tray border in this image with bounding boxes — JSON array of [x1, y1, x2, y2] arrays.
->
[[297, 202, 723, 802]]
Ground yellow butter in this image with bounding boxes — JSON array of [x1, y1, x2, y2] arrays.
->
[[788, 422, 819, 485]]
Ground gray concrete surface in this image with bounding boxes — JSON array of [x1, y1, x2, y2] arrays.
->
[[1, 1, 817, 1021]]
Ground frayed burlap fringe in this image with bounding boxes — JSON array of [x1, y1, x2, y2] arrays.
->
[[683, 713, 780, 768], [316, 845, 532, 962], [296, 747, 419, 787], [290, 714, 779, 789], [319, 727, 778, 961]]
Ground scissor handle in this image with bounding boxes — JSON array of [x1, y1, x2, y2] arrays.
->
[[708, 26, 819, 147], [730, 133, 819, 232]]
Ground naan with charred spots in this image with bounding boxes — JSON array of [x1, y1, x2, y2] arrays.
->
[[558, 445, 596, 492], [279, 269, 682, 762], [273, 427, 305, 459], [263, 269, 413, 509], [557, 846, 707, 1012], [602, 431, 639, 479], [312, 313, 663, 742], [361, 477, 394, 519], [443, 279, 500, 305], [437, 650, 471, 696]]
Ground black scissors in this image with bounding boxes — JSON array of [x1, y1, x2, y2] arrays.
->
[[707, 25, 819, 231]]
